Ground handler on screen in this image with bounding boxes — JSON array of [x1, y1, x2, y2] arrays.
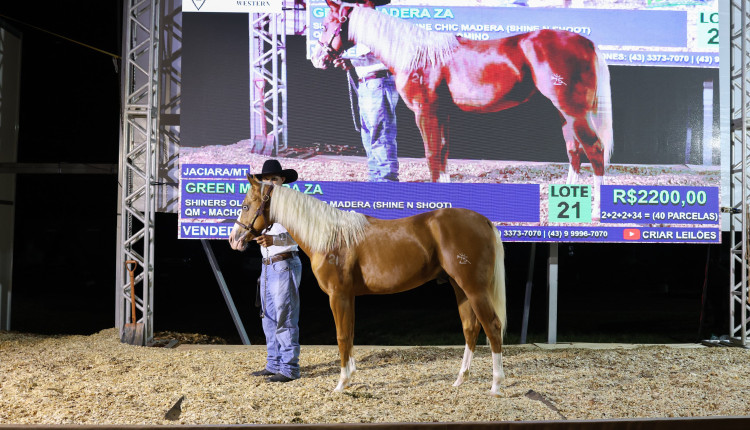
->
[[332, 0, 400, 182]]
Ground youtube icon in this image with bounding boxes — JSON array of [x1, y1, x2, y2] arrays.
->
[[623, 228, 641, 240]]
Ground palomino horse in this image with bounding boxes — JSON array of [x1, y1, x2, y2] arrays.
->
[[311, 1, 613, 188], [228, 176, 508, 395]]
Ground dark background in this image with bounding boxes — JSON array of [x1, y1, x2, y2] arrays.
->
[[2, 1, 733, 345]]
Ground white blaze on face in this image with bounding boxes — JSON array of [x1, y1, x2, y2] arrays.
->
[[228, 223, 246, 251], [228, 205, 249, 251], [235, 208, 244, 227]]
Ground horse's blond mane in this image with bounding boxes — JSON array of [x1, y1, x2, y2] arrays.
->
[[349, 7, 459, 73], [268, 184, 369, 253]]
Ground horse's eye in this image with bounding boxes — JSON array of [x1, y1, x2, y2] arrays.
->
[[242, 205, 249, 211]]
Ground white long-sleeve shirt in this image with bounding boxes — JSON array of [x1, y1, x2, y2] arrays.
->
[[263, 223, 299, 257], [341, 44, 388, 79]]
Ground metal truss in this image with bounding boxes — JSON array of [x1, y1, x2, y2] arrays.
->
[[249, 5, 288, 155], [729, 0, 750, 347], [115, 0, 297, 344], [156, 0, 182, 213], [117, 0, 161, 345]]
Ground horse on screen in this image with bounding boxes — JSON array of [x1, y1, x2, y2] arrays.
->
[[228, 177, 508, 395], [311, 0, 613, 188]]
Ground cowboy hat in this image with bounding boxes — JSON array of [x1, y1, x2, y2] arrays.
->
[[252, 159, 298, 184]]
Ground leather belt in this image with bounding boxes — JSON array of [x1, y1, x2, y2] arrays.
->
[[358, 70, 391, 83], [262, 251, 298, 265]]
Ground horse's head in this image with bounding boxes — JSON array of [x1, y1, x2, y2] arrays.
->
[[228, 175, 274, 251], [310, 0, 362, 69]]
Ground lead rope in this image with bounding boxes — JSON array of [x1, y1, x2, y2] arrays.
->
[[259, 182, 270, 319], [346, 70, 361, 133], [259, 224, 271, 319], [260, 252, 267, 318], [260, 243, 267, 318]]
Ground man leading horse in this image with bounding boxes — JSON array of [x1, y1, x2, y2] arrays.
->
[[311, 0, 613, 191]]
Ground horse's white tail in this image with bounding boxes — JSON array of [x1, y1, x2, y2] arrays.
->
[[592, 50, 614, 166], [490, 228, 507, 341]]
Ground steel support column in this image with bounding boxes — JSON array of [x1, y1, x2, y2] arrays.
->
[[156, 0, 181, 213], [249, 3, 288, 156], [116, 0, 160, 345], [729, 0, 750, 347]]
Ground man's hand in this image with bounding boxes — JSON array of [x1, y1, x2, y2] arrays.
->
[[254, 234, 274, 247], [333, 58, 353, 71]]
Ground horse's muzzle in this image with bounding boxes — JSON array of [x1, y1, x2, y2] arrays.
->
[[228, 224, 252, 251], [311, 51, 331, 70], [311, 42, 336, 70]]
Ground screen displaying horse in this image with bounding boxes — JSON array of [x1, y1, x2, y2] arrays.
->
[[311, 0, 613, 190], [179, 1, 721, 244]]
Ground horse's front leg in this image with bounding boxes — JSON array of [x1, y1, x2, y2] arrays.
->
[[414, 105, 450, 183], [329, 291, 356, 392]]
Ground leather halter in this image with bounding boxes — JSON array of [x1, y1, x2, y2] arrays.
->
[[316, 5, 354, 63], [235, 183, 273, 240]]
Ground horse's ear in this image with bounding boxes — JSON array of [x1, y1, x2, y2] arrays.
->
[[247, 174, 259, 186], [326, 0, 342, 11]]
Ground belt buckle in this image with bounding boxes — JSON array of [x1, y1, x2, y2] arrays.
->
[[360, 71, 387, 83]]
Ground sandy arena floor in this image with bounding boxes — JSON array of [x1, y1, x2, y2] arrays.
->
[[1, 329, 748, 425]]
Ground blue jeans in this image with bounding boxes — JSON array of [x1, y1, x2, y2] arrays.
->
[[359, 75, 399, 182], [259, 256, 302, 379]]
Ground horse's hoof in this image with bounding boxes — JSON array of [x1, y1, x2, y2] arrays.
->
[[334, 380, 350, 392]]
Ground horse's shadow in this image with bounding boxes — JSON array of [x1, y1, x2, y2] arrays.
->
[[299, 347, 468, 383], [299, 359, 340, 379]]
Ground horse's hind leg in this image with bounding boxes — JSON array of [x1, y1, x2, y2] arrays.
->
[[570, 116, 606, 218], [329, 291, 356, 392], [572, 117, 606, 181], [414, 104, 450, 183], [561, 120, 584, 184], [463, 292, 505, 396], [449, 278, 481, 387]]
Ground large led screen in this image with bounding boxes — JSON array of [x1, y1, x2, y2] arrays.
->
[[180, 0, 722, 243]]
